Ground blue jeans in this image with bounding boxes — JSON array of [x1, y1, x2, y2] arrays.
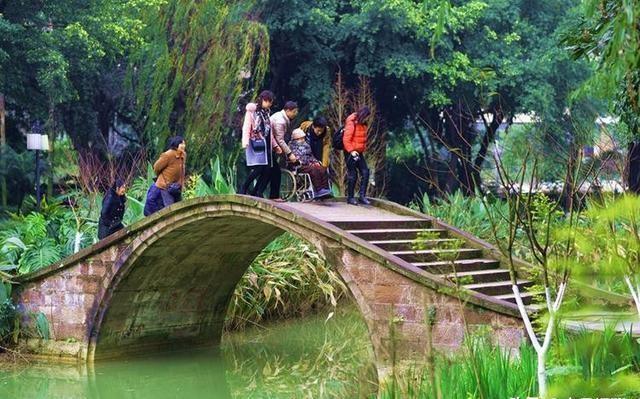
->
[[144, 183, 174, 216]]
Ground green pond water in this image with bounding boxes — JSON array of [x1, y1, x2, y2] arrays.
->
[[0, 306, 378, 399]]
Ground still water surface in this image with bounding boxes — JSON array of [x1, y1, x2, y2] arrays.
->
[[0, 307, 377, 398]]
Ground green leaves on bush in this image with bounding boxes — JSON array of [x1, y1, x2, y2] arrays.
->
[[225, 233, 347, 330], [34, 312, 50, 340], [183, 157, 237, 199], [0, 283, 15, 339], [0, 199, 94, 276]]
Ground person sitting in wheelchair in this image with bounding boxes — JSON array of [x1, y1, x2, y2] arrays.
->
[[289, 129, 333, 199]]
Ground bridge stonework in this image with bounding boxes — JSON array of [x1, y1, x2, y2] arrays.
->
[[14, 197, 524, 374]]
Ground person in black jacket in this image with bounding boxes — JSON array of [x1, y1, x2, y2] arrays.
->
[[98, 179, 127, 240]]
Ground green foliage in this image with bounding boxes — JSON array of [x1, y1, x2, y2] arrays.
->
[[225, 233, 348, 331], [0, 282, 16, 340], [264, 0, 597, 198], [418, 191, 512, 245], [547, 326, 640, 397], [34, 312, 50, 340], [380, 336, 538, 398], [183, 158, 237, 199], [498, 125, 568, 182], [132, 0, 269, 170], [0, 146, 35, 212], [559, 195, 640, 300], [379, 326, 640, 398], [0, 199, 95, 275], [0, 0, 155, 147], [565, 0, 640, 139]]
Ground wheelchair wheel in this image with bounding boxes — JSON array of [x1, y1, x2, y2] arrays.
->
[[280, 169, 297, 201], [301, 191, 314, 202]]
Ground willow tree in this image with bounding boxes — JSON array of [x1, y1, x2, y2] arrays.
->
[[133, 0, 269, 170], [565, 0, 640, 192]]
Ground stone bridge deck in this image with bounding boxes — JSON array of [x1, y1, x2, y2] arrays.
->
[[12, 196, 632, 377]]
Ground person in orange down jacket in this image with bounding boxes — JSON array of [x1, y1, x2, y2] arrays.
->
[[342, 106, 371, 205]]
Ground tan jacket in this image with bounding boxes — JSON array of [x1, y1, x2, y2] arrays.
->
[[154, 149, 186, 189], [300, 120, 331, 168]]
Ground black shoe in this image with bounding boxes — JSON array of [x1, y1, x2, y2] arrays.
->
[[347, 197, 358, 205], [358, 196, 371, 205]]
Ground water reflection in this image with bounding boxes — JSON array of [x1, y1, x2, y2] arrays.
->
[[0, 307, 377, 399], [0, 350, 232, 399]]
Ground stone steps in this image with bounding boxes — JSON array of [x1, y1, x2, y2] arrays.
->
[[494, 292, 540, 306], [390, 248, 483, 263], [413, 258, 501, 274], [368, 238, 460, 251], [332, 219, 432, 230], [334, 218, 540, 311], [347, 228, 447, 240], [440, 268, 512, 284], [465, 279, 534, 296]]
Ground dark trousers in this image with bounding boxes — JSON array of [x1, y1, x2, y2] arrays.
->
[[98, 222, 124, 240], [345, 153, 370, 199], [240, 166, 263, 195], [254, 159, 281, 199], [143, 183, 180, 216], [144, 184, 164, 216]]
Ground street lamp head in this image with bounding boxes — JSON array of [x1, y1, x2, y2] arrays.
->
[[27, 120, 49, 151], [26, 134, 49, 151]]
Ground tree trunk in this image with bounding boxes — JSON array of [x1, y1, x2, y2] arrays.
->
[[473, 109, 503, 193], [442, 103, 476, 196], [627, 140, 640, 193], [47, 101, 55, 200], [0, 92, 6, 208], [458, 143, 475, 196]]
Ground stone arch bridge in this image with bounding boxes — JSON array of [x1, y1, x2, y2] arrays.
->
[[13, 196, 623, 373]]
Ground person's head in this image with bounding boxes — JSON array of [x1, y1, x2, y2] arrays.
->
[[257, 90, 274, 110], [356, 106, 371, 124], [291, 128, 306, 142], [312, 116, 328, 136], [113, 178, 127, 196], [168, 135, 186, 152], [283, 101, 299, 120]]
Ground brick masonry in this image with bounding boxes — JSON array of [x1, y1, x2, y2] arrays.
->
[[13, 197, 524, 374]]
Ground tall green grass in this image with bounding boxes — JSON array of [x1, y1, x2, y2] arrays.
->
[[378, 325, 640, 399], [379, 336, 537, 399]]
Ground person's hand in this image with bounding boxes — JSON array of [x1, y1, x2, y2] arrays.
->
[[288, 153, 298, 162], [350, 151, 359, 157], [275, 146, 283, 154]]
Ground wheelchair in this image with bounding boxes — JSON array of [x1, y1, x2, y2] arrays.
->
[[280, 166, 315, 202]]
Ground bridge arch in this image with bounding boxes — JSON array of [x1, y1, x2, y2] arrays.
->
[[86, 198, 381, 363]]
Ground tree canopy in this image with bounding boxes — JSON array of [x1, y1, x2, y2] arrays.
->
[[0, 0, 154, 149], [264, 0, 595, 195]]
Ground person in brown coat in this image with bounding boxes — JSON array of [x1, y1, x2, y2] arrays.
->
[[144, 136, 187, 216]]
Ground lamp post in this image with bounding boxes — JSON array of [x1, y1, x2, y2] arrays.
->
[[27, 121, 49, 209]]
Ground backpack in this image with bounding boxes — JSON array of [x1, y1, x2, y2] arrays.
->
[[332, 126, 345, 150]]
